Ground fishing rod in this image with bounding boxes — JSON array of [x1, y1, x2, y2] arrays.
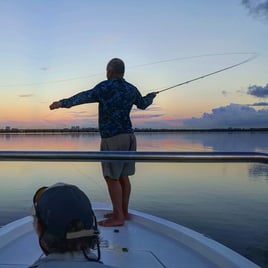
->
[[155, 53, 258, 94]]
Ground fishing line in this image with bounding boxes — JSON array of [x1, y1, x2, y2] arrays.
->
[[131, 52, 257, 69], [155, 53, 258, 94], [0, 52, 257, 88], [70, 162, 109, 202]]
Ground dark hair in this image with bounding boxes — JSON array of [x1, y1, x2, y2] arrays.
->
[[107, 58, 125, 76], [40, 219, 99, 254]]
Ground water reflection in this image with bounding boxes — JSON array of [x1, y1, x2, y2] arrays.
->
[[0, 160, 267, 267], [0, 133, 101, 151], [137, 131, 268, 152], [0, 161, 107, 225], [0, 132, 268, 266], [182, 132, 268, 152], [0, 132, 267, 152], [248, 164, 268, 180]]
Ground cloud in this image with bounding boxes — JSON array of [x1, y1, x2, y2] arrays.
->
[[131, 105, 165, 120], [182, 103, 268, 128], [131, 113, 164, 120], [242, 0, 268, 18], [69, 111, 98, 119], [18, 94, 34, 98], [132, 105, 161, 113], [249, 102, 268, 106], [221, 90, 229, 96], [133, 116, 183, 129], [247, 83, 268, 98]]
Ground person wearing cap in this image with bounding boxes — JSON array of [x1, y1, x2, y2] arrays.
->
[[30, 183, 115, 268], [49, 58, 156, 227]]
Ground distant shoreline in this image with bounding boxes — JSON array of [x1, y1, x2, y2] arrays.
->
[[1, 128, 268, 134]]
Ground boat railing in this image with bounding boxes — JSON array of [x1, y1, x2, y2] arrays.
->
[[0, 151, 267, 163]]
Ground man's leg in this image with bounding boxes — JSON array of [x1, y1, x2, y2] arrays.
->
[[99, 176, 125, 227], [119, 176, 131, 219], [100, 134, 135, 225]]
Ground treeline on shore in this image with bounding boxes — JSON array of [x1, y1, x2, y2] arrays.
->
[[1, 127, 268, 134]]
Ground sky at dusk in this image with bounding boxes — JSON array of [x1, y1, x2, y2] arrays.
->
[[0, 0, 268, 129]]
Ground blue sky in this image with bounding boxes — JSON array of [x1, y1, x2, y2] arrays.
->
[[0, 0, 267, 129]]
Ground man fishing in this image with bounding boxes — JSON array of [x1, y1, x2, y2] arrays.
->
[[49, 58, 156, 227]]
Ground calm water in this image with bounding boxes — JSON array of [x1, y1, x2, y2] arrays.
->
[[0, 131, 268, 267], [1, 131, 268, 152]]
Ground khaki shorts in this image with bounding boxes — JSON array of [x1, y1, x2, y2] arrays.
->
[[100, 133, 136, 179]]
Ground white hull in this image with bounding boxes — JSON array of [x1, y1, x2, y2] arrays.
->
[[0, 203, 259, 268]]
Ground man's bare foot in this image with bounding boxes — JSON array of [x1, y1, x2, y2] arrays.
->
[[98, 218, 124, 227], [104, 213, 114, 219], [104, 212, 130, 220]]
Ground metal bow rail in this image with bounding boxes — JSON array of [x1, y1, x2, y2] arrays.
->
[[0, 151, 267, 163]]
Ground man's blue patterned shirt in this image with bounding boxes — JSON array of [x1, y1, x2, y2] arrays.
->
[[60, 78, 155, 138]]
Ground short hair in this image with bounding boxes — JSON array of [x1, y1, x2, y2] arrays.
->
[[107, 58, 125, 76]]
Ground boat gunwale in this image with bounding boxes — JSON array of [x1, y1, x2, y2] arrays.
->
[[0, 151, 267, 163]]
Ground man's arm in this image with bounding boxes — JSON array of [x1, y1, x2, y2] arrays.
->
[[135, 91, 157, 110], [49, 88, 100, 110]]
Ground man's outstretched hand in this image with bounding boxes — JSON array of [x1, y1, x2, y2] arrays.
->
[[146, 92, 157, 99], [49, 101, 62, 110]]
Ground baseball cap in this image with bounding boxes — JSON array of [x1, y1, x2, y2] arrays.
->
[[33, 183, 98, 240]]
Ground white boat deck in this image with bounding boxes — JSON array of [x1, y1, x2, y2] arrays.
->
[[0, 204, 259, 268]]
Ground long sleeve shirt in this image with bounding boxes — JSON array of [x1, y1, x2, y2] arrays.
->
[[60, 78, 155, 138]]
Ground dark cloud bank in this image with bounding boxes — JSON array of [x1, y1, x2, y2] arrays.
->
[[247, 84, 268, 98], [183, 103, 268, 129], [242, 0, 268, 18]]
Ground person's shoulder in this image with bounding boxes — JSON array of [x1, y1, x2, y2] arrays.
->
[[122, 79, 140, 94], [94, 80, 109, 89], [123, 79, 137, 88]]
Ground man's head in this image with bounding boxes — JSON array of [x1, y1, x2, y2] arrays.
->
[[33, 183, 99, 256], [106, 58, 125, 80]]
